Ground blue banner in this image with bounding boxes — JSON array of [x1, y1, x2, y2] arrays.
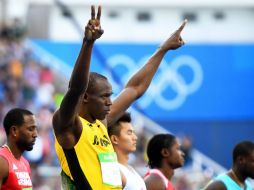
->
[[31, 40, 254, 121]]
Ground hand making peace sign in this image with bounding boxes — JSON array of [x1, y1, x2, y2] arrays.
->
[[85, 5, 104, 41]]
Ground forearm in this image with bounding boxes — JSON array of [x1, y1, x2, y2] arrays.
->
[[68, 38, 94, 93], [125, 47, 168, 97]]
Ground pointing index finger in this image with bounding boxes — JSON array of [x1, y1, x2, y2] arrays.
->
[[91, 5, 95, 19], [96, 5, 101, 20], [178, 19, 188, 33]]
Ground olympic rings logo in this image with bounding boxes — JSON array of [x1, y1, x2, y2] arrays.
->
[[104, 54, 203, 110]]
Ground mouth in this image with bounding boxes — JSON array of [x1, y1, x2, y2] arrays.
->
[[104, 110, 110, 115]]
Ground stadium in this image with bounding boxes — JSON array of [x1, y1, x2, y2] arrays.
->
[[0, 0, 253, 189]]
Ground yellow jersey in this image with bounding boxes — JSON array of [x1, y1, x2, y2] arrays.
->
[[55, 117, 122, 190]]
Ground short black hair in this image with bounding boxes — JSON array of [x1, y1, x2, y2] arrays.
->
[[3, 108, 33, 135], [86, 72, 108, 94], [233, 141, 254, 163], [147, 133, 176, 169], [108, 112, 131, 137]]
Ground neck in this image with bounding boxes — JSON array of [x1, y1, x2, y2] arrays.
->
[[159, 163, 174, 180], [231, 169, 245, 188], [5, 141, 22, 159], [115, 149, 129, 166], [80, 113, 96, 124]]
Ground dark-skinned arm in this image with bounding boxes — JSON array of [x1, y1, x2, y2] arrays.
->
[[145, 174, 166, 190], [53, 5, 103, 133], [0, 156, 8, 188], [107, 20, 187, 126]]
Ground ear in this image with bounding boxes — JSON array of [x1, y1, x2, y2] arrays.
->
[[83, 93, 89, 103], [110, 135, 119, 145], [161, 148, 170, 157], [238, 156, 246, 165], [10, 125, 18, 137]]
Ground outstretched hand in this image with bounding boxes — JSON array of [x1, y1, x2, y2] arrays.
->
[[160, 19, 187, 51], [84, 5, 104, 41]]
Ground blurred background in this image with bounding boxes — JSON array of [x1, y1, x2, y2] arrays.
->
[[0, 0, 253, 189]]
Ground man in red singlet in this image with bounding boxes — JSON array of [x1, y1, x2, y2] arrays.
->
[[144, 134, 185, 190], [0, 108, 38, 190]]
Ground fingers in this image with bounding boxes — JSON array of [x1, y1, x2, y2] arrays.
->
[[91, 5, 101, 20], [96, 5, 101, 20], [98, 29, 104, 35], [91, 5, 95, 19], [179, 36, 185, 46], [177, 19, 188, 33]]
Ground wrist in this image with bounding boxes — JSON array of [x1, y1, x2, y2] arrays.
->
[[83, 37, 95, 45], [157, 46, 169, 54]]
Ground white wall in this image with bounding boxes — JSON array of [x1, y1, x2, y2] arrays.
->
[[2, 0, 254, 43], [49, 6, 254, 43]]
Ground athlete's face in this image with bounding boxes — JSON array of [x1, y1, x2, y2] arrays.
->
[[168, 139, 185, 169], [87, 79, 113, 120], [16, 115, 38, 151], [115, 122, 138, 153], [241, 150, 254, 179]]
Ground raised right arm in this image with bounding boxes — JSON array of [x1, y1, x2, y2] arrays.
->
[[52, 6, 103, 133], [107, 20, 187, 126]]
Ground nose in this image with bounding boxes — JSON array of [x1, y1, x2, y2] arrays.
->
[[181, 150, 185, 157], [106, 97, 112, 106], [133, 133, 138, 141], [33, 128, 38, 138]]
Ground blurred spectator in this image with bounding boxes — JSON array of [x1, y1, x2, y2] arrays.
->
[[40, 66, 54, 84], [0, 20, 60, 189], [181, 135, 193, 168]]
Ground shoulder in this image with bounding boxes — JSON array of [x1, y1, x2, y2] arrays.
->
[[53, 110, 82, 133], [0, 155, 9, 179], [145, 173, 166, 190], [53, 115, 83, 149], [202, 179, 227, 190], [0, 148, 10, 162], [0, 155, 8, 165]]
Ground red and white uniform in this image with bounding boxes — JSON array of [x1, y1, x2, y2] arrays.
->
[[144, 169, 174, 190], [0, 146, 33, 190]]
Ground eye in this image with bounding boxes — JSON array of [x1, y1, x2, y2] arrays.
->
[[127, 130, 134, 135], [28, 126, 36, 132]]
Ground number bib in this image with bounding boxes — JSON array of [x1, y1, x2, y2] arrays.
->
[[98, 152, 122, 188]]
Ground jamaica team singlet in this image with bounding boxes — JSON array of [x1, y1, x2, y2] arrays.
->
[[55, 117, 122, 190]]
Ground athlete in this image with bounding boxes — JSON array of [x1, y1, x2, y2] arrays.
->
[[202, 141, 254, 190], [108, 112, 146, 190], [52, 5, 187, 190], [0, 108, 38, 190], [144, 134, 185, 190]]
